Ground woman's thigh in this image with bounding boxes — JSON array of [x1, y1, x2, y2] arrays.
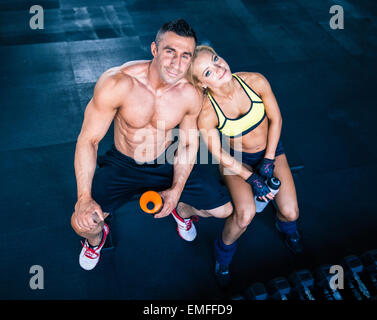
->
[[273, 153, 299, 215], [221, 165, 255, 213]]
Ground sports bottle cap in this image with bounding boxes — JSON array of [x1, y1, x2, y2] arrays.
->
[[268, 177, 281, 190], [139, 190, 163, 214]]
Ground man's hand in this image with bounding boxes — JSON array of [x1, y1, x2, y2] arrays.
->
[[154, 188, 181, 219], [72, 196, 109, 231]]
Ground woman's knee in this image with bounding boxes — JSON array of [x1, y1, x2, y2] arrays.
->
[[279, 205, 299, 222], [235, 205, 256, 229]]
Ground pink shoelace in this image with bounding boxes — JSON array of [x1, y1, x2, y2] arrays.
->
[[81, 240, 99, 259], [184, 216, 199, 230]]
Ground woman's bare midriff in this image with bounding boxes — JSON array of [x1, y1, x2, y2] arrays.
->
[[226, 117, 269, 154]]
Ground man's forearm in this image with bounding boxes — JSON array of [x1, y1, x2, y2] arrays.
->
[[171, 140, 198, 194], [74, 138, 98, 200]]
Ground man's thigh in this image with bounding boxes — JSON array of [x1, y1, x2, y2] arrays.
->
[[180, 164, 232, 211], [92, 156, 173, 214]]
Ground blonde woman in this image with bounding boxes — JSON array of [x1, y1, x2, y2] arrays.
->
[[189, 45, 303, 287]]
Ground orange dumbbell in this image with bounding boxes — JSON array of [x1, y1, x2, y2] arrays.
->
[[139, 190, 163, 214]]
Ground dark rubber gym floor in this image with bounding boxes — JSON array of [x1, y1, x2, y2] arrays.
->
[[0, 0, 376, 299]]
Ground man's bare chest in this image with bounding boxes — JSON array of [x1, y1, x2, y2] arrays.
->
[[117, 85, 187, 130]]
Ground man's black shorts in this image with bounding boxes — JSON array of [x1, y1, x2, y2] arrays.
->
[[92, 144, 231, 214]]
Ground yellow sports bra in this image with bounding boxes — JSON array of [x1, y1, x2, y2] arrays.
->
[[207, 74, 266, 137]]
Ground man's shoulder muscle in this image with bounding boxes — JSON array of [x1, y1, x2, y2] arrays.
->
[[93, 67, 135, 109], [178, 82, 202, 115], [197, 95, 218, 129]]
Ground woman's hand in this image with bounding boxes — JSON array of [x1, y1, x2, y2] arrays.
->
[[246, 172, 274, 202], [256, 157, 275, 181]]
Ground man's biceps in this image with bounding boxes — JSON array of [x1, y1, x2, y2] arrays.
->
[[181, 113, 199, 129], [179, 120, 199, 140], [89, 96, 119, 116], [80, 117, 113, 145]]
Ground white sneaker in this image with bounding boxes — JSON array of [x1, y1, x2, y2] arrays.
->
[[171, 209, 198, 241], [79, 223, 109, 271]]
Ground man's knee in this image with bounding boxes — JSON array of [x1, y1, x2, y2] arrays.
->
[[70, 212, 102, 237], [235, 205, 256, 230], [71, 213, 81, 235], [201, 201, 233, 219], [221, 201, 233, 218], [207, 201, 233, 219], [279, 205, 299, 222]]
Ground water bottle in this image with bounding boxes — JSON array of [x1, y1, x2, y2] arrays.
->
[[255, 177, 281, 213], [139, 190, 163, 214]]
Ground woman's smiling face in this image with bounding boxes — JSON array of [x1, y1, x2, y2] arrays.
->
[[192, 50, 233, 89]]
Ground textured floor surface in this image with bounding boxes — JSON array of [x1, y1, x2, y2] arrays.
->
[[0, 0, 376, 299]]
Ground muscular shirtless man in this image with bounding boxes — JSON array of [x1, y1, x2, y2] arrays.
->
[[70, 19, 233, 271]]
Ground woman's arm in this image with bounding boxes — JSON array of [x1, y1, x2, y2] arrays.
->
[[249, 73, 282, 160], [198, 99, 274, 201], [198, 102, 252, 180]]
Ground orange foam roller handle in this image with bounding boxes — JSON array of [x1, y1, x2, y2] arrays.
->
[[139, 191, 163, 214]]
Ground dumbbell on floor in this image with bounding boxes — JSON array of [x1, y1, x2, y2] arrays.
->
[[267, 277, 291, 300], [244, 282, 269, 300], [314, 265, 343, 300], [361, 250, 377, 296], [342, 255, 371, 300], [288, 269, 316, 300]]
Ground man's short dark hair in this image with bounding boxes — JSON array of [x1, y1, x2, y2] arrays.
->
[[155, 18, 197, 47]]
